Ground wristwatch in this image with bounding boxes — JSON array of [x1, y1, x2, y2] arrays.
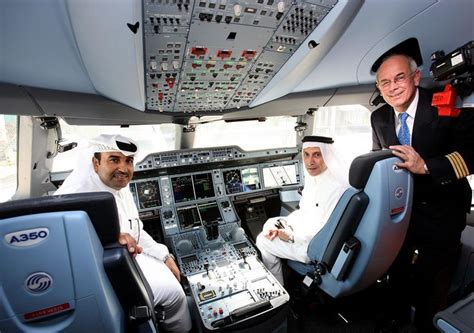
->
[[163, 253, 176, 263], [288, 235, 295, 243]]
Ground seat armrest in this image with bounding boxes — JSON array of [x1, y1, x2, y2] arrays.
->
[[103, 244, 157, 327]]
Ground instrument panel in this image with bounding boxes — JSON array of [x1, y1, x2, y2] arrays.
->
[[132, 146, 301, 237], [133, 147, 300, 205], [131, 146, 296, 330]]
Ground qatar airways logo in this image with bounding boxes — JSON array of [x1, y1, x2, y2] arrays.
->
[[25, 272, 53, 293]]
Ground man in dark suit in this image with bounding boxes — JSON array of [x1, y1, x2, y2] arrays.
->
[[371, 54, 473, 332]]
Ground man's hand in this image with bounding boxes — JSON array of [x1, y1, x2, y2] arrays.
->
[[389, 145, 426, 174], [165, 256, 181, 282], [118, 232, 143, 257], [277, 229, 293, 242], [265, 228, 293, 242], [265, 228, 279, 240]]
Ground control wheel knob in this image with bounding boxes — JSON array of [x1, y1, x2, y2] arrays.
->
[[176, 239, 193, 254], [221, 201, 230, 209]]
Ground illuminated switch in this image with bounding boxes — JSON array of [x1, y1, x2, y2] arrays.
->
[[172, 60, 180, 70], [150, 60, 158, 70], [166, 77, 176, 89], [277, 1, 285, 12], [234, 4, 242, 16], [161, 62, 169, 71]]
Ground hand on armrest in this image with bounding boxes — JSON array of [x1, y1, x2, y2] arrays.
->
[[118, 232, 143, 257]]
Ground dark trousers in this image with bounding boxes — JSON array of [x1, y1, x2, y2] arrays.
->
[[388, 243, 460, 332]]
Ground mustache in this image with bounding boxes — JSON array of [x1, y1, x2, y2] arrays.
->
[[113, 171, 130, 177]]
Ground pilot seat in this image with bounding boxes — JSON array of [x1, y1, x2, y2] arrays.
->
[[287, 149, 413, 298], [0, 192, 157, 332]]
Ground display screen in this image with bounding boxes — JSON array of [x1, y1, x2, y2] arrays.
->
[[223, 169, 242, 194], [198, 202, 222, 224], [172, 175, 195, 203], [136, 180, 162, 208], [129, 183, 139, 207], [177, 206, 201, 230], [262, 163, 298, 188], [181, 254, 198, 264], [241, 167, 261, 191], [233, 242, 248, 250], [223, 168, 260, 194], [193, 173, 215, 199]]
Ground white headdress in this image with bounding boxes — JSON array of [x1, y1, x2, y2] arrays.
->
[[301, 136, 349, 187]]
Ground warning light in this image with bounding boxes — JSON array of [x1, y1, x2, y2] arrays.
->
[[217, 50, 232, 59], [241, 50, 257, 60], [166, 77, 176, 89], [191, 46, 208, 57]]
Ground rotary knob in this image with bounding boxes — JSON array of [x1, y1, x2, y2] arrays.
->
[[163, 210, 173, 219]]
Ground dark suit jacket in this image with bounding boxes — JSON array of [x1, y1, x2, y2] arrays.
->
[[371, 87, 474, 248]]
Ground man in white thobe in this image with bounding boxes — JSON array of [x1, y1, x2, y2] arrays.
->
[[256, 136, 348, 285], [55, 134, 192, 332]]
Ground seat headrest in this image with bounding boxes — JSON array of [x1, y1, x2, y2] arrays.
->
[[349, 150, 396, 189], [0, 192, 120, 245]]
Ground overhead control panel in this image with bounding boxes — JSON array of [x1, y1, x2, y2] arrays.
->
[[143, 0, 338, 113]]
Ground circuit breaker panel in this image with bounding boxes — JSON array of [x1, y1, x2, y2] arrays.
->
[[143, 0, 337, 113]]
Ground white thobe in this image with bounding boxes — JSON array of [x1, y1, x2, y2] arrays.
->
[[256, 169, 347, 285], [55, 173, 192, 332]]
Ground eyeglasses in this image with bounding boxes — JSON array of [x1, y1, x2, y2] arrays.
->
[[377, 71, 417, 90]]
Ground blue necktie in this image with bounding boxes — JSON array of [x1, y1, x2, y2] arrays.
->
[[398, 112, 410, 145]]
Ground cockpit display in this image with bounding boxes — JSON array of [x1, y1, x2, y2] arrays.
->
[[241, 167, 261, 191], [223, 167, 261, 194], [194, 173, 215, 199], [177, 201, 222, 231], [171, 173, 215, 203], [262, 163, 299, 188], [177, 206, 201, 230], [198, 202, 222, 224], [171, 175, 195, 203], [134, 180, 162, 209]]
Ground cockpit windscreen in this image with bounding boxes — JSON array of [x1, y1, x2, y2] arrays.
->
[[262, 163, 298, 188]]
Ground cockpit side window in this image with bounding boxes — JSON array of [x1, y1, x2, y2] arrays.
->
[[51, 119, 180, 172], [0, 115, 18, 202], [312, 104, 372, 167]]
